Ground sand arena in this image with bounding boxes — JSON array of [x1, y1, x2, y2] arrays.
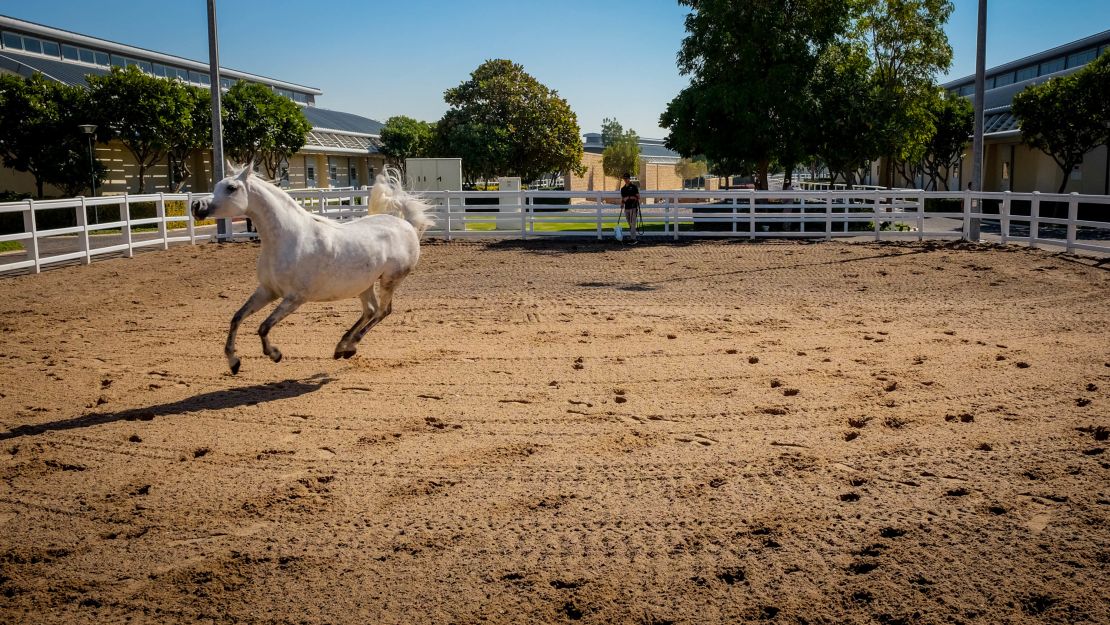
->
[[0, 238, 1108, 624]]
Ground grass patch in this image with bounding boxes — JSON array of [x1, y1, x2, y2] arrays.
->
[[0, 240, 23, 253]]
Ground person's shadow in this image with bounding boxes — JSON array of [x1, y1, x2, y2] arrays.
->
[[0, 374, 332, 441]]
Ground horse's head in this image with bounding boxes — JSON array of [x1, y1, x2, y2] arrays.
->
[[191, 164, 253, 220]]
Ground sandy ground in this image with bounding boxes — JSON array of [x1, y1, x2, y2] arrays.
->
[[0, 238, 1108, 625]]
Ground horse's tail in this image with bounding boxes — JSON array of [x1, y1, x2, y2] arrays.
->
[[369, 168, 435, 236]]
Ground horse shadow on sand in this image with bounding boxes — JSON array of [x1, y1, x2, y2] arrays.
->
[[0, 374, 332, 441]]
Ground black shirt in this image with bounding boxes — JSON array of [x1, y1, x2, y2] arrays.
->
[[620, 182, 640, 210]]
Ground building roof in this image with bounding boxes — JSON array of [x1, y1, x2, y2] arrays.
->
[[942, 30, 1110, 138], [301, 107, 383, 136], [0, 14, 321, 95], [1, 18, 386, 156], [582, 132, 680, 160], [0, 48, 109, 86]]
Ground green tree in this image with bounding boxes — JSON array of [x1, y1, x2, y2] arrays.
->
[[675, 156, 708, 181], [601, 117, 624, 147], [809, 42, 882, 185], [165, 85, 211, 192], [378, 115, 435, 174], [660, 0, 850, 190], [0, 74, 103, 198], [85, 66, 195, 193], [602, 123, 640, 186], [1013, 50, 1110, 193], [437, 59, 584, 183], [921, 89, 972, 190], [856, 0, 954, 186], [222, 81, 311, 180]]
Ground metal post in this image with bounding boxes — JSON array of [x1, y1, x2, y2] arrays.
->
[[207, 0, 229, 240], [968, 0, 987, 240]]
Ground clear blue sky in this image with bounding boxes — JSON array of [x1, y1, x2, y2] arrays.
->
[[3, 1, 1108, 138]]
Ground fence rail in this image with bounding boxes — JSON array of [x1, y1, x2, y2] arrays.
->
[[2, 188, 1108, 275]]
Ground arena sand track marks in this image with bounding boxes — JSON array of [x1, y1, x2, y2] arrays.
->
[[0, 239, 1108, 624]]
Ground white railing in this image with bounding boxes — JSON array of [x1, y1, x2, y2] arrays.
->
[[2, 188, 1108, 274]]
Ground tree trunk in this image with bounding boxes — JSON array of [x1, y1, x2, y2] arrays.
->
[[1057, 168, 1070, 194], [35, 176, 44, 200], [757, 159, 770, 190]]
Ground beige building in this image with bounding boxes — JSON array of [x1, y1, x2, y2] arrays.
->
[[874, 30, 1110, 195], [566, 133, 686, 193], [0, 15, 386, 198]]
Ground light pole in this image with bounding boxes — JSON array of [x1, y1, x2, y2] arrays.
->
[[969, 0, 987, 240], [78, 124, 97, 197], [79, 124, 98, 225]]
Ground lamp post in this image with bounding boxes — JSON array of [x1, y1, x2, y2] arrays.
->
[[78, 124, 97, 197], [78, 124, 98, 225], [969, 0, 987, 240]]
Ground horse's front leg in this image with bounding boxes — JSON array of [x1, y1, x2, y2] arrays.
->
[[258, 296, 304, 363], [226, 287, 276, 374]]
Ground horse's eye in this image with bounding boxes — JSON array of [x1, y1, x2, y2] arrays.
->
[[228, 184, 239, 192]]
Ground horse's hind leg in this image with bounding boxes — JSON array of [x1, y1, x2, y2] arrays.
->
[[334, 288, 376, 360], [352, 273, 406, 345], [258, 296, 304, 363], [226, 286, 276, 374]]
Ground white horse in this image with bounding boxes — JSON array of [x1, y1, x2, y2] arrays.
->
[[191, 166, 433, 374]]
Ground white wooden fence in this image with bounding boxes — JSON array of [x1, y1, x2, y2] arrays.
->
[[1, 188, 1108, 275]]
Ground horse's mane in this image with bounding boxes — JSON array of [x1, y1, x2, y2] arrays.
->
[[369, 168, 435, 235]]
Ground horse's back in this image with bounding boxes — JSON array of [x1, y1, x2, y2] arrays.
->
[[258, 213, 421, 302]]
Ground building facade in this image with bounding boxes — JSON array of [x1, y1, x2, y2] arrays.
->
[[0, 15, 386, 197], [566, 132, 685, 193], [937, 30, 1110, 195]]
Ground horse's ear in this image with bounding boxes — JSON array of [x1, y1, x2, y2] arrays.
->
[[237, 163, 252, 181], [224, 159, 239, 177]]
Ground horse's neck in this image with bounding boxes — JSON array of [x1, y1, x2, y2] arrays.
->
[[247, 184, 309, 241]]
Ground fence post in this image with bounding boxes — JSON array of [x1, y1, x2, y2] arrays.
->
[[825, 194, 832, 240], [732, 196, 737, 234], [1000, 191, 1011, 244], [25, 199, 40, 274], [520, 189, 527, 240], [962, 189, 972, 240], [1029, 191, 1040, 249], [799, 194, 806, 234], [916, 191, 925, 242], [77, 196, 91, 264], [672, 193, 680, 240], [873, 191, 882, 241], [596, 193, 603, 241], [748, 192, 756, 240], [1066, 192, 1079, 253], [186, 192, 196, 244], [123, 194, 133, 258], [157, 192, 169, 250], [444, 191, 452, 242]]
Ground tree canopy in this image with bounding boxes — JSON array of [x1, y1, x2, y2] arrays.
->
[[86, 66, 198, 193], [378, 116, 435, 175], [661, 0, 850, 189], [436, 59, 584, 183], [601, 119, 640, 185], [857, 0, 954, 185], [1013, 50, 1110, 193], [921, 89, 972, 190], [165, 85, 211, 192], [0, 73, 104, 198], [222, 81, 311, 180]]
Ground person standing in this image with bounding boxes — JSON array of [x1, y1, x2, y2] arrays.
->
[[620, 173, 641, 244]]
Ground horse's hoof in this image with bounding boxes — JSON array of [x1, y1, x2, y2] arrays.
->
[[342, 350, 355, 360], [269, 349, 282, 363], [334, 348, 355, 360], [229, 358, 241, 375]]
